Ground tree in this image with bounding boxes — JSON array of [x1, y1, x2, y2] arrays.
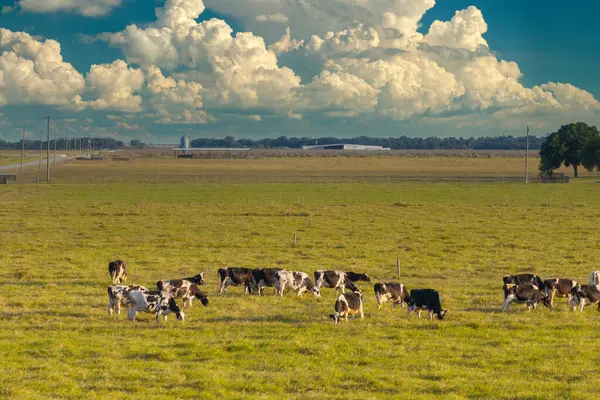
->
[[130, 139, 146, 148], [539, 122, 600, 177], [582, 136, 600, 172]]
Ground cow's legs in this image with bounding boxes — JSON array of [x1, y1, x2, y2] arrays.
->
[[407, 306, 414, 317], [550, 289, 556, 308], [428, 310, 433, 320], [417, 310, 422, 319], [127, 307, 137, 321], [579, 299, 586, 312], [502, 295, 515, 312], [359, 303, 364, 320], [376, 294, 382, 310], [297, 286, 307, 297]]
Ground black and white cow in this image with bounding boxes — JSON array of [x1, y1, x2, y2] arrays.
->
[[569, 284, 600, 312], [157, 278, 209, 308], [589, 271, 600, 285], [108, 260, 127, 284], [107, 285, 148, 316], [275, 270, 321, 297], [314, 270, 361, 293], [218, 267, 254, 295], [503, 273, 544, 288], [374, 282, 411, 309], [251, 268, 283, 296], [542, 278, 577, 308], [345, 272, 371, 283], [125, 289, 184, 321], [329, 292, 364, 324], [407, 289, 448, 320], [502, 284, 550, 312]]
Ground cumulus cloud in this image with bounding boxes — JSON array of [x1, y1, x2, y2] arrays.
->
[[424, 6, 488, 51], [256, 13, 289, 24], [83, 60, 145, 111], [16, 0, 123, 17]]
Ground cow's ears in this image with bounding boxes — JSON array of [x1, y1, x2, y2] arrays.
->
[[442, 310, 448, 315]]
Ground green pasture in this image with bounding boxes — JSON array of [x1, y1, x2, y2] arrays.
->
[[1, 178, 600, 399]]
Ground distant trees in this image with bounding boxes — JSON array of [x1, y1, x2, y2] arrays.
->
[[0, 138, 125, 150], [539, 122, 600, 177], [130, 139, 146, 148]]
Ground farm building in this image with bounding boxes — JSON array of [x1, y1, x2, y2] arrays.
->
[[302, 144, 391, 151]]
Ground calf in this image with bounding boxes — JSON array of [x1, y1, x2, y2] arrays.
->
[[569, 284, 600, 312], [503, 273, 544, 289], [125, 289, 184, 321], [251, 268, 283, 296], [218, 267, 254, 295], [275, 270, 321, 297], [407, 289, 447, 320], [543, 278, 577, 308], [502, 284, 550, 312], [314, 270, 361, 294], [108, 260, 127, 284], [329, 292, 364, 324], [156, 273, 206, 308], [374, 282, 411, 309], [107, 285, 148, 316], [345, 272, 371, 283], [590, 271, 600, 285]]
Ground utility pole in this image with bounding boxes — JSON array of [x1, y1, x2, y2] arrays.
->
[[53, 124, 57, 166], [525, 126, 530, 184], [39, 131, 43, 170], [46, 116, 50, 183], [20, 129, 25, 174]]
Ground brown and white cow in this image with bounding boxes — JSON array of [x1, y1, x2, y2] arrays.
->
[[502, 284, 550, 312], [156, 273, 206, 308], [543, 278, 577, 308], [329, 292, 364, 324], [107, 285, 148, 316], [218, 267, 254, 295], [125, 289, 185, 322], [275, 270, 320, 297], [374, 282, 411, 309], [251, 268, 283, 296], [314, 270, 361, 294], [569, 284, 600, 312], [589, 271, 600, 285], [108, 260, 127, 284]]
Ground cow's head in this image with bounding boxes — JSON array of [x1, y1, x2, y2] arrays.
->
[[437, 310, 448, 320], [329, 313, 340, 324], [190, 273, 205, 285], [312, 287, 321, 297], [156, 280, 170, 292]]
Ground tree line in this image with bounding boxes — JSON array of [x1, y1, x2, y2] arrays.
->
[[0, 138, 125, 150]]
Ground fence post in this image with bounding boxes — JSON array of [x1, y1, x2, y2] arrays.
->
[[397, 258, 401, 278], [292, 233, 297, 247]]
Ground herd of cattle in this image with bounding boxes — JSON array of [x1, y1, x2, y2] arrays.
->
[[107, 260, 600, 324], [107, 262, 447, 323]]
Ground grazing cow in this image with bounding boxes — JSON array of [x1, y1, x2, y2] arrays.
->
[[125, 289, 184, 321], [314, 270, 361, 293], [218, 267, 254, 295], [590, 271, 600, 285], [329, 292, 364, 324], [502, 284, 550, 312], [503, 273, 544, 289], [108, 260, 127, 284], [251, 268, 283, 296], [374, 282, 411, 309], [543, 278, 577, 308], [345, 272, 371, 283], [275, 270, 321, 297], [157, 278, 209, 308], [407, 289, 448, 320], [107, 285, 148, 316], [569, 284, 600, 312]]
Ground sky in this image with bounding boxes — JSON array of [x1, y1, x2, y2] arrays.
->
[[0, 0, 599, 143]]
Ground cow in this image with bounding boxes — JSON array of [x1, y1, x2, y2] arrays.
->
[[542, 278, 577, 308], [157, 279, 209, 308], [503, 273, 544, 289], [374, 282, 411, 309], [569, 284, 600, 312], [590, 271, 600, 285], [107, 285, 148, 316], [275, 270, 321, 297], [218, 267, 254, 295], [125, 289, 185, 321], [345, 272, 371, 283], [407, 289, 447, 320], [108, 260, 127, 284], [314, 270, 361, 294], [329, 292, 364, 324], [502, 284, 550, 312], [251, 268, 283, 296]]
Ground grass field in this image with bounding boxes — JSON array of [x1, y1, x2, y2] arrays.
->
[[1, 158, 600, 399], [0, 150, 42, 166]]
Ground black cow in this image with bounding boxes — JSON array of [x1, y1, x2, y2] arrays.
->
[[329, 292, 364, 324], [407, 289, 447, 320], [502, 284, 550, 312], [218, 267, 254, 295], [108, 260, 127, 284], [314, 270, 361, 293], [503, 274, 544, 289], [345, 272, 371, 283], [374, 282, 411, 309], [251, 268, 283, 296], [570, 284, 600, 312]]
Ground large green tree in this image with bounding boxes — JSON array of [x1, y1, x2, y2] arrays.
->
[[582, 136, 600, 172], [539, 122, 600, 177]]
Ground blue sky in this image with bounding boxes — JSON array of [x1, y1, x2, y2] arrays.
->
[[0, 0, 598, 142]]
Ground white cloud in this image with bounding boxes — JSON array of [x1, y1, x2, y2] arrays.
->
[[424, 6, 488, 51], [83, 60, 145, 112], [16, 0, 123, 17], [256, 13, 289, 24]]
